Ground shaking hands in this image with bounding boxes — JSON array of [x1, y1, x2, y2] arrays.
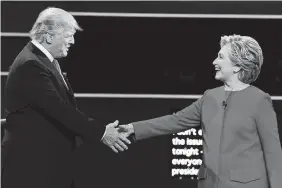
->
[[101, 121, 135, 153]]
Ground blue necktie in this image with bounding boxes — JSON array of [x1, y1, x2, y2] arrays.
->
[[52, 59, 69, 90]]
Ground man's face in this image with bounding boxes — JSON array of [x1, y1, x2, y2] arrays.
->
[[48, 28, 75, 58]]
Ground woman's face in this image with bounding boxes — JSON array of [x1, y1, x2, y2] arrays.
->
[[213, 44, 239, 82]]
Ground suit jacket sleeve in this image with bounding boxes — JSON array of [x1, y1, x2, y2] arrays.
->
[[132, 91, 208, 141], [254, 93, 282, 188], [20, 60, 106, 142]]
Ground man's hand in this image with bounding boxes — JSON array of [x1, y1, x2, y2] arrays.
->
[[118, 123, 135, 138], [101, 120, 131, 153]]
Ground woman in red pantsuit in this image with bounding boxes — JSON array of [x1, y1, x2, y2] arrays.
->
[[120, 35, 282, 188]]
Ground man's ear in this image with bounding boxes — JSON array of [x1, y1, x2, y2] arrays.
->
[[46, 33, 53, 44]]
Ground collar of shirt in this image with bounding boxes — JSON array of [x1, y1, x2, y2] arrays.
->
[[224, 84, 250, 91], [31, 40, 54, 62]]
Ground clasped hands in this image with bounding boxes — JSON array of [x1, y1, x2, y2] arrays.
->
[[101, 120, 134, 153]]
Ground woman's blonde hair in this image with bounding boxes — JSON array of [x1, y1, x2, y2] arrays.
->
[[220, 34, 263, 84]]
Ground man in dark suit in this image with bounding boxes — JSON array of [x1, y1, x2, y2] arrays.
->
[[2, 7, 130, 188]]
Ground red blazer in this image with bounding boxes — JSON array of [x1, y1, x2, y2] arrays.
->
[[132, 86, 282, 188]]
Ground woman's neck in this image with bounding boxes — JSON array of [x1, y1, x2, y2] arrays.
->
[[224, 79, 250, 91]]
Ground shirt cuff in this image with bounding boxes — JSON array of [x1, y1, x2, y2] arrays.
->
[[100, 127, 107, 141], [128, 123, 136, 142]]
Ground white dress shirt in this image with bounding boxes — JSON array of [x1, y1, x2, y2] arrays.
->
[[31, 40, 68, 89], [31, 40, 54, 62]]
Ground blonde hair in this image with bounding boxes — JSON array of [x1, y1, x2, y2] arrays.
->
[[29, 7, 82, 42], [220, 34, 263, 84]]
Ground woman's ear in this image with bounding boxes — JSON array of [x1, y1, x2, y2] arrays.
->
[[233, 65, 241, 74]]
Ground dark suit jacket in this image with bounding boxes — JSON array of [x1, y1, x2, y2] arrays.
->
[[132, 86, 282, 188], [2, 41, 106, 188]]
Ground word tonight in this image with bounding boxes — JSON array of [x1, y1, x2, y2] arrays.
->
[[172, 147, 200, 157]]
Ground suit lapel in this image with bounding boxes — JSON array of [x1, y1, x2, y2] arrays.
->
[[27, 42, 75, 102], [40, 58, 69, 92], [63, 75, 78, 107]]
